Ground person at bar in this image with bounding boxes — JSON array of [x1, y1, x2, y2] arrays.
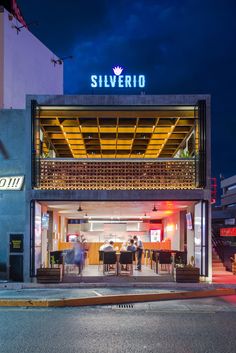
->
[[102, 240, 115, 270], [120, 241, 128, 251], [127, 239, 136, 252], [133, 235, 143, 271], [103, 240, 114, 251], [99, 240, 109, 251]]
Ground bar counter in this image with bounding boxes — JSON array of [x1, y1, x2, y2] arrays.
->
[[58, 239, 171, 265]]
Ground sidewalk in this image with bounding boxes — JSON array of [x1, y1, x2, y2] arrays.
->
[[0, 281, 235, 307]]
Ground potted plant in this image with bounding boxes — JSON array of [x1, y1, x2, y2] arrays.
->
[[174, 256, 200, 283]]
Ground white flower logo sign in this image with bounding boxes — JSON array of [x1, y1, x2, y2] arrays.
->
[[112, 66, 123, 76], [90, 66, 145, 88]]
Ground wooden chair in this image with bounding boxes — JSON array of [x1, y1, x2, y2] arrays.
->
[[103, 251, 117, 275], [98, 250, 104, 271], [151, 250, 158, 273], [174, 251, 187, 266], [157, 251, 172, 274], [119, 251, 133, 275]]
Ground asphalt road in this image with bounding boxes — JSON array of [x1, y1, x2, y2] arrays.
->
[[0, 297, 236, 353]]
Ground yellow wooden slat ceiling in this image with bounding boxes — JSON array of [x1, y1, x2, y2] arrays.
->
[[39, 108, 195, 158]]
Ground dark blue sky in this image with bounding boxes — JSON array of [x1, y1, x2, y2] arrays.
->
[[18, 0, 236, 181]]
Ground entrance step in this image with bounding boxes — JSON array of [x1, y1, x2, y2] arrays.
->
[[212, 249, 228, 275], [62, 275, 174, 283], [212, 270, 233, 276], [212, 265, 226, 271]]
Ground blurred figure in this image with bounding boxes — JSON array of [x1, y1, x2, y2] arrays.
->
[[99, 240, 109, 251], [103, 240, 114, 251], [127, 238, 136, 252], [102, 240, 115, 270], [120, 242, 127, 251], [133, 235, 143, 271], [73, 241, 84, 275]]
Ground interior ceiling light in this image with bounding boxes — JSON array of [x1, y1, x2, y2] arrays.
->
[[152, 205, 158, 212], [77, 205, 83, 212], [88, 220, 143, 224], [83, 215, 151, 219]]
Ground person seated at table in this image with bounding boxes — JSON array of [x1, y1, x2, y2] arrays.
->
[[103, 240, 114, 251], [99, 240, 109, 251], [102, 240, 115, 270], [120, 242, 128, 251], [127, 239, 136, 252]]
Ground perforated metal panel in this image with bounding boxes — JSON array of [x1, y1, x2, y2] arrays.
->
[[38, 159, 196, 190]]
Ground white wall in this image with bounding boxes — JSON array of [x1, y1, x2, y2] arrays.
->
[[186, 206, 195, 264], [67, 222, 150, 242], [0, 8, 63, 109], [163, 212, 180, 250]]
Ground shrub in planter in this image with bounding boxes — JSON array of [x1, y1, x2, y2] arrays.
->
[[174, 256, 200, 283]]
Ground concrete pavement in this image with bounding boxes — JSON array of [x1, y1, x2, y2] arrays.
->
[[0, 282, 236, 307]]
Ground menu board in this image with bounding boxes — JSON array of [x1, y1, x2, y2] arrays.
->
[[9, 234, 24, 253]]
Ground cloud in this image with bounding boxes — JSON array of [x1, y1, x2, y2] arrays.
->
[[18, 0, 236, 177]]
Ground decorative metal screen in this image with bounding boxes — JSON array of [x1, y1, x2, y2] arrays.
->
[[37, 159, 196, 190]]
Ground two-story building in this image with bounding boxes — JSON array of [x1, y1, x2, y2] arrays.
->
[[0, 2, 211, 283], [1, 93, 212, 282]]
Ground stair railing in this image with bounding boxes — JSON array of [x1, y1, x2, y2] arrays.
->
[[212, 227, 225, 263]]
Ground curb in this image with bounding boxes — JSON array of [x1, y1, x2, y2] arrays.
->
[[2, 281, 236, 290], [0, 288, 235, 308]]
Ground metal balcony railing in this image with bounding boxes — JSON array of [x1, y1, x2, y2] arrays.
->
[[36, 158, 197, 191]]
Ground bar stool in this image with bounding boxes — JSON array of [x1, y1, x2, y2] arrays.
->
[[144, 249, 151, 266]]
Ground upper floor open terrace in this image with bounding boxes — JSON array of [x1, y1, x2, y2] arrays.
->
[[31, 96, 208, 191]]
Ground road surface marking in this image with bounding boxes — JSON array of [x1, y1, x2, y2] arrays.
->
[[92, 291, 103, 297]]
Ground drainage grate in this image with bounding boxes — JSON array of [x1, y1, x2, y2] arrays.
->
[[115, 304, 134, 309]]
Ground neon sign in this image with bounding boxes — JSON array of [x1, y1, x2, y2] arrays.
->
[[90, 66, 145, 88]]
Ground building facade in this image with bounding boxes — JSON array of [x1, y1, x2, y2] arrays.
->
[[0, 1, 212, 283], [0, 5, 63, 109], [0, 94, 212, 282]]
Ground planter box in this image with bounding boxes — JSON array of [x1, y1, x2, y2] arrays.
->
[[37, 268, 61, 283], [174, 267, 200, 283]]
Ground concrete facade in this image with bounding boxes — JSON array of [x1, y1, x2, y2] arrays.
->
[[0, 94, 211, 282], [0, 7, 63, 109], [0, 109, 29, 280]]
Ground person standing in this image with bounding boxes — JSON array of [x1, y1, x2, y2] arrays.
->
[[73, 241, 84, 275], [133, 235, 143, 271]]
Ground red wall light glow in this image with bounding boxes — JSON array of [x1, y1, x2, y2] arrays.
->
[[220, 227, 236, 236]]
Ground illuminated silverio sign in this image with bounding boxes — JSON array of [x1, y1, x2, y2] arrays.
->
[[90, 66, 145, 88], [0, 176, 24, 190]]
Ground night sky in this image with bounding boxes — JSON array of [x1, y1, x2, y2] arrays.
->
[[17, 0, 236, 182]]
